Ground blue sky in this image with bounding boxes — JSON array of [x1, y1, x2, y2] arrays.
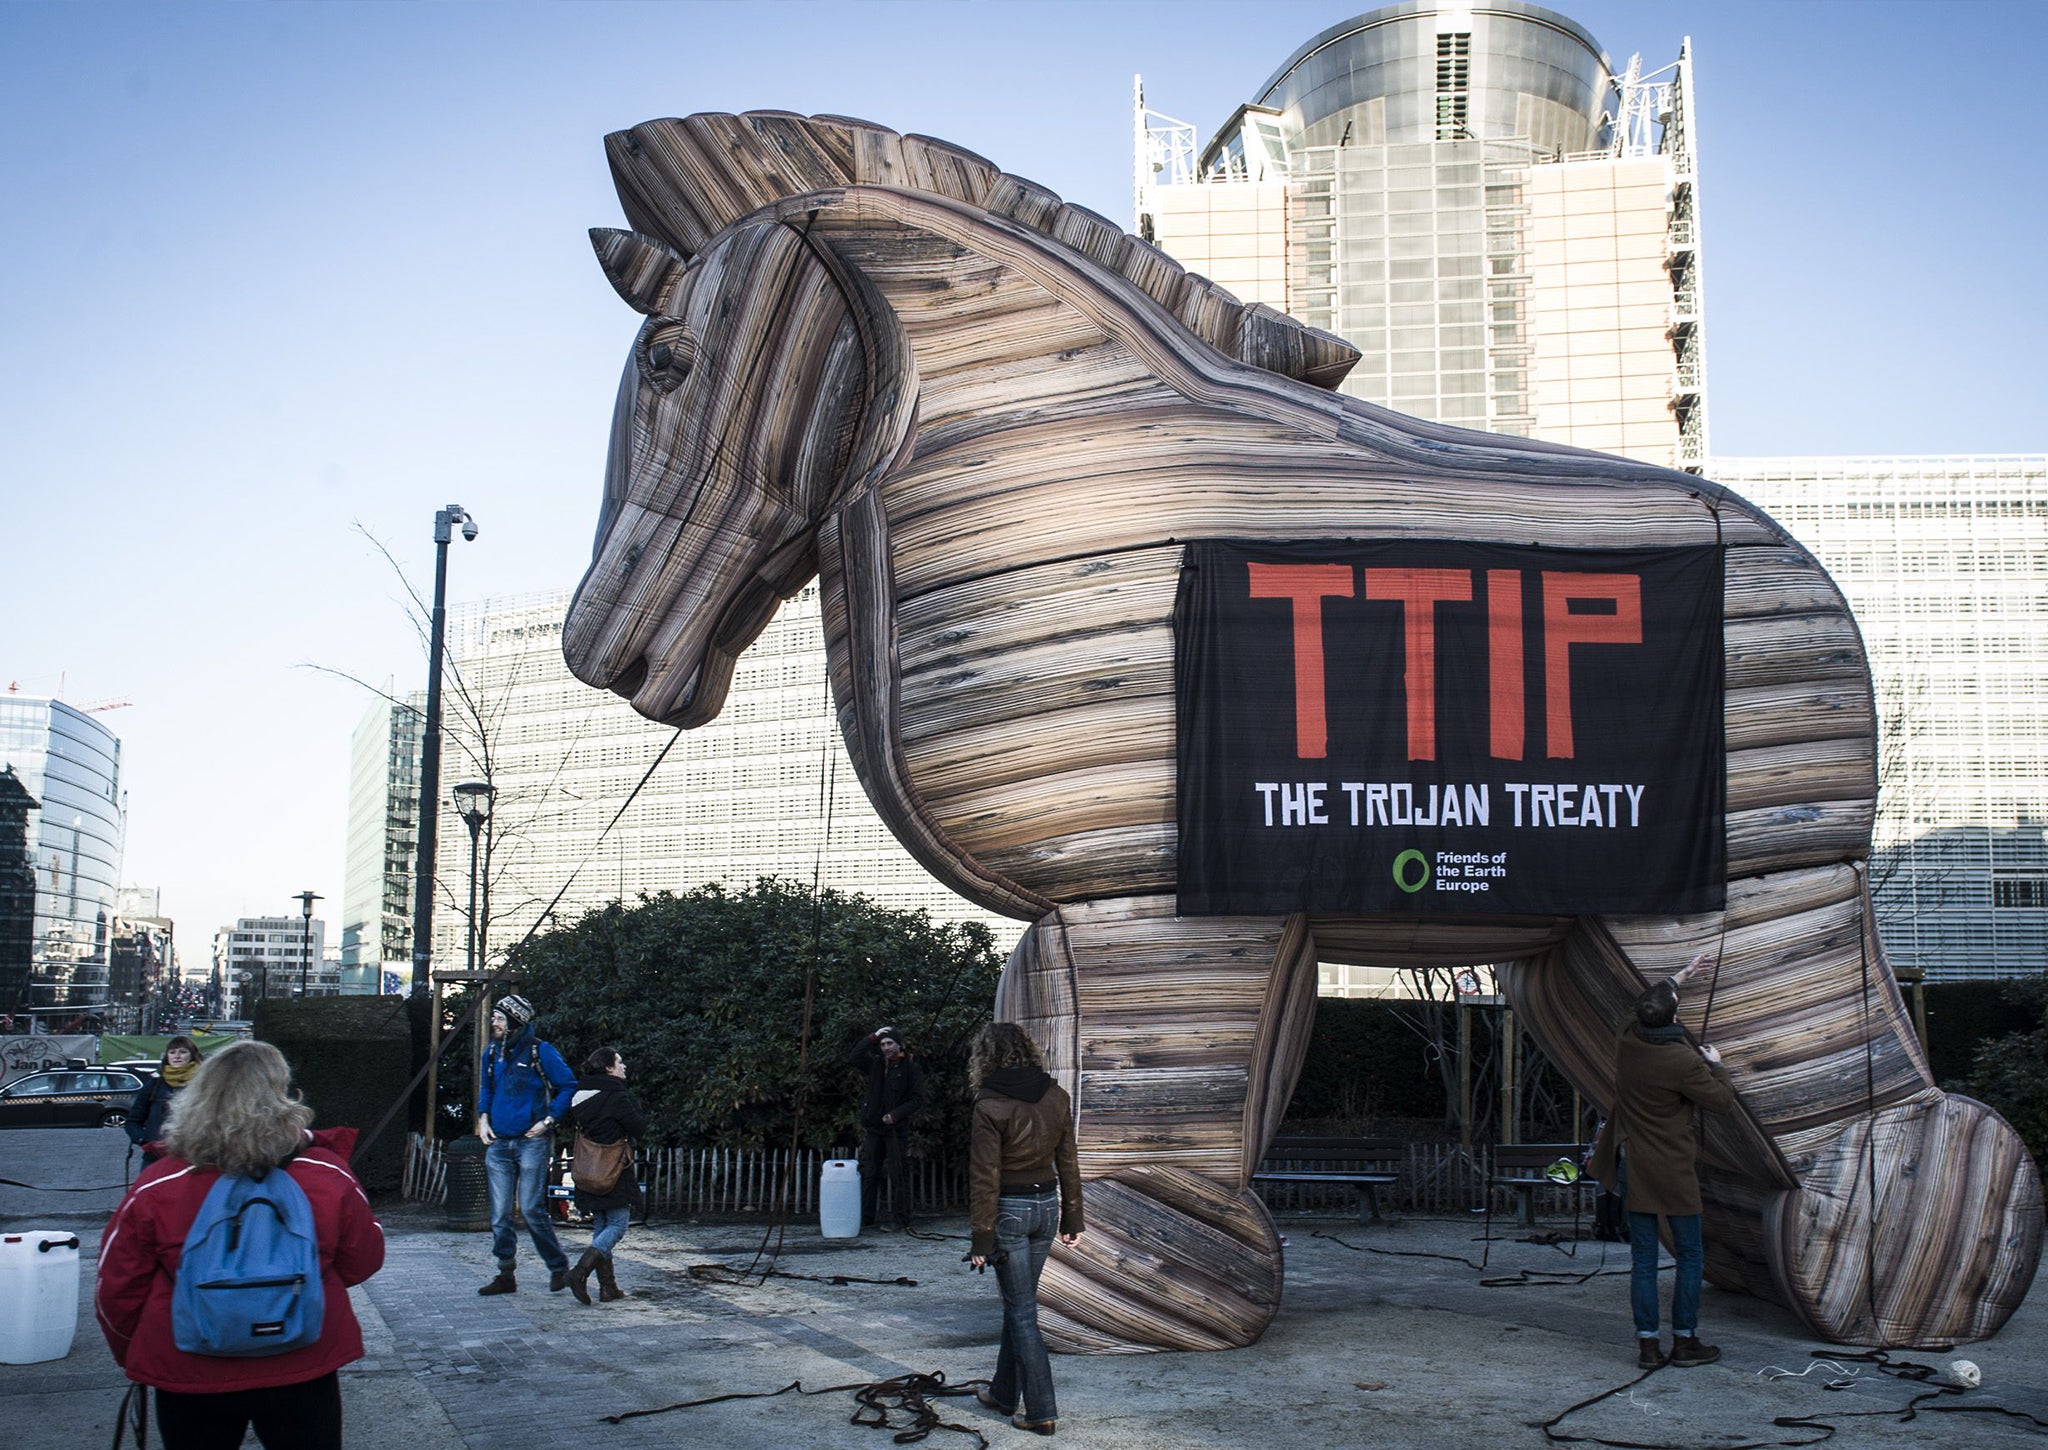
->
[[2, 0, 2042, 948]]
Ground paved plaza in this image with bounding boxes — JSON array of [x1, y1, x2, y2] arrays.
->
[[6, 1127, 2048, 1448]]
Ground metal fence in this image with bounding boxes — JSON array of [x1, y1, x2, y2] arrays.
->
[[400, 1134, 1589, 1220], [1253, 1141, 1594, 1218], [401, 1134, 966, 1218]]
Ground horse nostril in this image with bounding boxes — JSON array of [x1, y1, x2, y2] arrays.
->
[[610, 655, 650, 699], [650, 343, 672, 370]]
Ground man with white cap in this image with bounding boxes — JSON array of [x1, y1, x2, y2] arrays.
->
[[475, 993, 577, 1295]]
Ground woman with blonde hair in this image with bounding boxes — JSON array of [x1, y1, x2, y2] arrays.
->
[[96, 1040, 385, 1449], [967, 1022, 1083, 1436]]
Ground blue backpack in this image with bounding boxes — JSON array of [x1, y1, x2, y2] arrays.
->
[[171, 1162, 324, 1357]]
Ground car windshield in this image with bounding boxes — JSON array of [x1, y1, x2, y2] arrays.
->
[[8, 1073, 70, 1096]]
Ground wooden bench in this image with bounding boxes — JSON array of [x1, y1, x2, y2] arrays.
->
[[1253, 1135, 1401, 1223], [1491, 1143, 1593, 1228]]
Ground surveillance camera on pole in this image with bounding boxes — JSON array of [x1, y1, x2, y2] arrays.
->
[[411, 505, 479, 999]]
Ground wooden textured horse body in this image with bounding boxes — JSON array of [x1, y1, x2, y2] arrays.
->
[[562, 111, 2040, 1353]]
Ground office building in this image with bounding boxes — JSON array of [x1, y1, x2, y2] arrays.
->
[[1713, 457, 2048, 978], [222, 914, 331, 1016], [1144, 4, 2042, 984], [1140, 0, 1705, 470], [0, 693, 126, 1015], [423, 589, 1014, 972], [0, 767, 36, 1020], [339, 690, 423, 993]]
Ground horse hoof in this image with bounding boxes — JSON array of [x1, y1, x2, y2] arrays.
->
[[1037, 1165, 1283, 1352], [1766, 1093, 2042, 1344]]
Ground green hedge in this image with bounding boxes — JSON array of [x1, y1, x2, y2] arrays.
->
[[1280, 981, 2047, 1145], [254, 996, 412, 1193], [1923, 981, 2045, 1086], [1283, 997, 1450, 1126]]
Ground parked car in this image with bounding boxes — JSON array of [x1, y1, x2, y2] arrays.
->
[[0, 1068, 146, 1129], [104, 1058, 162, 1080]]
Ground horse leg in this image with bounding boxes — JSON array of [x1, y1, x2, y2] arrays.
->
[[994, 895, 1319, 1352], [1500, 864, 2042, 1344]]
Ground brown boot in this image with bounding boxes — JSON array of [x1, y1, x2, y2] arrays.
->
[[566, 1248, 602, 1305], [595, 1253, 624, 1302], [477, 1268, 516, 1296], [1636, 1337, 1665, 1370], [1669, 1335, 1720, 1367]]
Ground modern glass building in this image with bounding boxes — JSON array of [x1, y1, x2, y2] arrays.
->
[[339, 690, 422, 993], [1714, 457, 2048, 978], [1141, 0, 1705, 469], [0, 695, 126, 1014], [423, 588, 1015, 973], [1140, 4, 2041, 986]]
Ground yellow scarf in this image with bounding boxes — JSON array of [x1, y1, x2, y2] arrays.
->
[[160, 1060, 197, 1089]]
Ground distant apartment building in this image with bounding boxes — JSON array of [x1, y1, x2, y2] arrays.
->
[[422, 589, 1014, 972], [222, 914, 332, 1017], [0, 694, 126, 1014], [1141, 3, 2043, 985], [339, 690, 422, 993]]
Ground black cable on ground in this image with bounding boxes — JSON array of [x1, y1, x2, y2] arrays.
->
[[904, 1226, 970, 1243], [0, 1177, 132, 1193], [1536, 1347, 2048, 1449], [685, 1263, 917, 1289], [1312, 1228, 1640, 1284], [600, 1369, 994, 1447]]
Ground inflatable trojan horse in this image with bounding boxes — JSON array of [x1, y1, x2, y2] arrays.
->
[[560, 112, 2041, 1353]]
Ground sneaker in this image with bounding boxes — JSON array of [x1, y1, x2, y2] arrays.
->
[[1669, 1335, 1720, 1367], [1635, 1337, 1665, 1370]]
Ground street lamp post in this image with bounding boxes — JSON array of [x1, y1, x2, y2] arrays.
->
[[452, 782, 493, 980], [295, 890, 322, 997], [409, 505, 478, 997], [452, 780, 495, 1122]]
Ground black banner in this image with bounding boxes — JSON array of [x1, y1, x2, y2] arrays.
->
[[1175, 539, 1725, 916]]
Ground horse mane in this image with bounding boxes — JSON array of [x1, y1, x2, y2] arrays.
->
[[604, 111, 1361, 392]]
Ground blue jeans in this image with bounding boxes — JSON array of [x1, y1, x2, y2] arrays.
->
[[486, 1133, 567, 1274], [989, 1191, 1059, 1422], [1629, 1209, 1703, 1337], [591, 1205, 631, 1256]]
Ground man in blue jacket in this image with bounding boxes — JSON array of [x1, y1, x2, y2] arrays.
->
[[475, 994, 577, 1295]]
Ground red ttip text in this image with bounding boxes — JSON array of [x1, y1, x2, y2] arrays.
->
[[1244, 563, 1643, 762]]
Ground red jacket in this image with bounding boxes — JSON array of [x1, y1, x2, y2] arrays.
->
[[96, 1126, 385, 1392]]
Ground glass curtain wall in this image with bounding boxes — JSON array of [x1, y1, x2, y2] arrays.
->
[[0, 697, 126, 1012]]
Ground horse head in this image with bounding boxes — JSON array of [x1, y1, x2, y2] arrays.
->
[[562, 217, 895, 726]]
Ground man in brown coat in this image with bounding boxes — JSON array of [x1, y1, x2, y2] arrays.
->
[[1590, 952, 1736, 1370]]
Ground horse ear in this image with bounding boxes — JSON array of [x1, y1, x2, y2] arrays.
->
[[590, 228, 687, 316]]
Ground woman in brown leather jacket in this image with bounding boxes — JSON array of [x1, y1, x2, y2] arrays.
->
[[967, 1023, 1083, 1436]]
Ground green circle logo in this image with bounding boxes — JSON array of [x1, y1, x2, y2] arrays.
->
[[1392, 849, 1429, 894]]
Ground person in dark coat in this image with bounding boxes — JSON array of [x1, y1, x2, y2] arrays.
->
[[561, 1046, 646, 1305], [126, 1035, 202, 1165], [846, 1024, 927, 1231], [967, 1022, 1083, 1437], [1589, 953, 1736, 1371]]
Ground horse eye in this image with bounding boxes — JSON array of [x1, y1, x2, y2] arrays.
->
[[642, 326, 696, 391]]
